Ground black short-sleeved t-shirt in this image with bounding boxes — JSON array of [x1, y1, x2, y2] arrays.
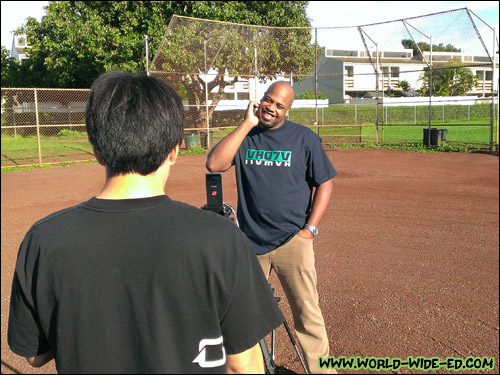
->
[[8, 195, 284, 373], [233, 120, 337, 254]]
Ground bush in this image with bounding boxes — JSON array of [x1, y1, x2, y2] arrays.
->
[[57, 129, 88, 139], [295, 90, 327, 100]]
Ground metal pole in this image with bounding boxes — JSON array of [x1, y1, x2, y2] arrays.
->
[[145, 35, 149, 76], [491, 27, 497, 151], [375, 43, 379, 144], [428, 36, 432, 146], [34, 89, 42, 165], [204, 41, 210, 150], [254, 46, 258, 101], [68, 104, 72, 130], [381, 65, 385, 143]]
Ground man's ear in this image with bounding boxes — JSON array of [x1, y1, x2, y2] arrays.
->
[[92, 146, 105, 166], [168, 144, 179, 165]]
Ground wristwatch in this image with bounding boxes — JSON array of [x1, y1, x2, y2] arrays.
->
[[303, 224, 319, 236]]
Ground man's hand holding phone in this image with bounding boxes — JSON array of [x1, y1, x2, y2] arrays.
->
[[245, 101, 260, 127]]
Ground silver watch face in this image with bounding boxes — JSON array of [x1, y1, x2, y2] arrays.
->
[[305, 224, 318, 235]]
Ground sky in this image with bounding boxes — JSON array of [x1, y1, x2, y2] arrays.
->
[[2, 1, 499, 52]]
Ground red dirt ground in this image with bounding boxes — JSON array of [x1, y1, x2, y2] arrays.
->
[[1, 149, 499, 374]]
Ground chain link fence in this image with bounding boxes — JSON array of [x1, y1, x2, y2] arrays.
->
[[1, 88, 93, 167], [150, 9, 498, 150], [2, 8, 499, 167]]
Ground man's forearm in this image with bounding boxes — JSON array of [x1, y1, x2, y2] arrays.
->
[[206, 120, 255, 172], [307, 179, 334, 226], [226, 343, 265, 374], [26, 350, 54, 367]]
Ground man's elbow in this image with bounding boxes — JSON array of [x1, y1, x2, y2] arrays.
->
[[206, 159, 216, 172], [26, 350, 54, 367], [206, 159, 230, 173]]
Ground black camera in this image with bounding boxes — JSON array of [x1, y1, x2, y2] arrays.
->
[[201, 173, 236, 222], [202, 172, 224, 214]]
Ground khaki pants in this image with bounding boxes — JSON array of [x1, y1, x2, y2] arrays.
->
[[257, 235, 335, 374]]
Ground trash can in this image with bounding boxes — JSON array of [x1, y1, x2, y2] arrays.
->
[[423, 128, 439, 147], [184, 133, 199, 150], [440, 129, 448, 141], [200, 131, 213, 149], [436, 129, 443, 143]]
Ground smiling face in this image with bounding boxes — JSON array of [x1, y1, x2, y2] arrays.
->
[[258, 81, 295, 130]]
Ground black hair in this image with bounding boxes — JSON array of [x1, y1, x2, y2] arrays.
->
[[85, 71, 184, 176]]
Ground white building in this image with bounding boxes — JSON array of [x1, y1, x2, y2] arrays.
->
[[293, 48, 499, 104], [10, 34, 30, 61]]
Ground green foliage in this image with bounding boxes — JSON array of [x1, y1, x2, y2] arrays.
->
[[4, 1, 311, 88], [179, 147, 206, 156], [399, 80, 410, 92], [57, 129, 88, 139], [153, 5, 313, 127], [295, 90, 327, 100], [1, 46, 15, 84], [419, 60, 478, 96], [401, 39, 461, 56]]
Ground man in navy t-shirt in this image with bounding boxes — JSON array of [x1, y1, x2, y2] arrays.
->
[[207, 81, 337, 374]]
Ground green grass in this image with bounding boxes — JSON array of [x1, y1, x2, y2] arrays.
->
[[289, 102, 494, 127], [326, 141, 471, 153], [369, 124, 494, 145], [1, 159, 97, 172], [1, 139, 206, 172], [2, 115, 496, 171], [1, 136, 94, 165]]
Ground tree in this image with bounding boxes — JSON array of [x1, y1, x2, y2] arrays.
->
[[152, 13, 315, 127], [295, 90, 327, 99], [1, 46, 16, 85], [401, 39, 461, 57], [418, 60, 478, 96], [9, 1, 311, 89], [399, 80, 410, 92]]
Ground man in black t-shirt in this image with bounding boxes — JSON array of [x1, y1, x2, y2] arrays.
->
[[8, 71, 284, 374], [207, 81, 337, 374]]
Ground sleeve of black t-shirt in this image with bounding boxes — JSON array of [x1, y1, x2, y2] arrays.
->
[[307, 134, 338, 187], [8, 230, 51, 358], [219, 235, 284, 355]]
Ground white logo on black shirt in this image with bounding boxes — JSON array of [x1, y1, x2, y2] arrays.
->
[[192, 336, 226, 368]]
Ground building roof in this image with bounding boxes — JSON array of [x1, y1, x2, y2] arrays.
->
[[327, 56, 426, 65], [327, 55, 497, 68]]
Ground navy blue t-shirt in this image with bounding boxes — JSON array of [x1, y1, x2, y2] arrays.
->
[[233, 120, 337, 255]]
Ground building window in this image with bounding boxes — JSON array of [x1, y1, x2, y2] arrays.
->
[[345, 66, 354, 77], [391, 67, 399, 78]]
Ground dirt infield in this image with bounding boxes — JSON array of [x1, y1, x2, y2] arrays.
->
[[1, 149, 498, 374]]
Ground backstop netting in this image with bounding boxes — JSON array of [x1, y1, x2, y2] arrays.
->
[[151, 8, 498, 149]]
